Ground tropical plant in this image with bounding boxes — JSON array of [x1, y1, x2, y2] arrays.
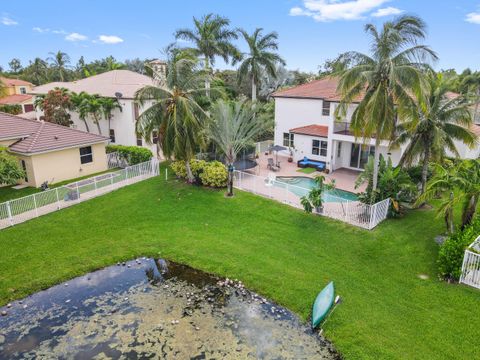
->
[[356, 155, 417, 216], [25, 57, 48, 85], [199, 161, 228, 187], [207, 99, 266, 196], [175, 13, 240, 97], [100, 97, 122, 134], [135, 56, 207, 182], [392, 73, 476, 195], [237, 28, 285, 101], [336, 15, 437, 202], [70, 91, 91, 132], [459, 70, 480, 122], [0, 104, 22, 115], [0, 147, 25, 185], [8, 58, 22, 74], [34, 88, 73, 127], [301, 175, 336, 213], [48, 51, 71, 82]]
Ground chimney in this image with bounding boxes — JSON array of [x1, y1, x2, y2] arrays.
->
[[149, 59, 167, 87]]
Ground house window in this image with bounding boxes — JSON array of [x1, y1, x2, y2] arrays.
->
[[312, 140, 328, 156], [21, 160, 28, 182], [136, 135, 143, 146], [152, 131, 159, 144], [283, 132, 294, 147], [79, 146, 93, 164], [109, 129, 115, 143], [19, 87, 26, 94], [322, 101, 331, 116]]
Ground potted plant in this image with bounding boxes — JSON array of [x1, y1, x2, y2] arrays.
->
[[300, 175, 336, 214]]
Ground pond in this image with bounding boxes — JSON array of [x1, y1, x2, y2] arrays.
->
[[0, 258, 339, 359]]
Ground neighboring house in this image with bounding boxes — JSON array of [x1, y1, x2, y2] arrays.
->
[[31, 70, 158, 155], [0, 112, 109, 187], [272, 77, 480, 173], [0, 77, 35, 115]]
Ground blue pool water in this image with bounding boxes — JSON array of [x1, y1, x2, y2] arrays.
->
[[274, 176, 358, 202]]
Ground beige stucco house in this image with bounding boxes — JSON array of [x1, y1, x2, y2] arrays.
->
[[0, 112, 109, 187]]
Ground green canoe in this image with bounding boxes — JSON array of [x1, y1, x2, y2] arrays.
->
[[312, 281, 335, 328]]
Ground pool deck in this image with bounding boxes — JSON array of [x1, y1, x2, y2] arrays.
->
[[245, 153, 366, 193]]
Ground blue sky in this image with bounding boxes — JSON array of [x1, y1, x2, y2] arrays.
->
[[1, 0, 480, 73]]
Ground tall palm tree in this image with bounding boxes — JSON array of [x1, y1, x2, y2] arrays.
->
[[392, 73, 476, 194], [70, 92, 91, 132], [135, 57, 207, 182], [459, 71, 480, 123], [48, 51, 71, 82], [85, 95, 103, 135], [237, 28, 285, 101], [336, 15, 437, 202], [175, 13, 240, 97], [100, 97, 122, 136], [208, 99, 266, 196], [28, 57, 48, 85]]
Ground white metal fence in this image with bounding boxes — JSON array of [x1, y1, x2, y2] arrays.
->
[[460, 235, 480, 289], [233, 170, 390, 230], [107, 151, 129, 169], [0, 159, 159, 230]]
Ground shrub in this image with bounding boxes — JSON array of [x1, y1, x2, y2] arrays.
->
[[437, 217, 480, 281], [170, 161, 187, 178], [106, 145, 152, 165], [0, 104, 22, 115], [200, 161, 228, 188]]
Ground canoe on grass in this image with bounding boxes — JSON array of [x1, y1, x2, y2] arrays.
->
[[312, 281, 335, 328]]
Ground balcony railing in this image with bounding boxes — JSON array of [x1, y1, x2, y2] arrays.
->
[[334, 122, 354, 136]]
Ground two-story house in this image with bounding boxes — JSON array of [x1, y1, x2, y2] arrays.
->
[[0, 77, 35, 115], [272, 77, 480, 173], [31, 69, 161, 156]]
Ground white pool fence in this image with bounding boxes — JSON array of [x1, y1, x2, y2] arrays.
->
[[233, 170, 390, 230], [0, 158, 159, 230], [460, 235, 480, 289]]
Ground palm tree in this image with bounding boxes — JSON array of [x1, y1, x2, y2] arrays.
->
[[336, 15, 437, 202], [237, 28, 285, 101], [48, 51, 71, 82], [392, 73, 476, 195], [208, 99, 266, 196], [175, 13, 240, 97], [100, 97, 122, 136], [70, 92, 91, 132], [28, 57, 48, 85], [459, 71, 480, 122], [457, 159, 480, 228], [85, 95, 103, 135], [135, 57, 207, 182]]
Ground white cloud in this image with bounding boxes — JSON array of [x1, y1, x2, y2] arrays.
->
[[33, 27, 50, 33], [65, 32, 88, 41], [52, 29, 67, 35], [1, 15, 18, 26], [289, 0, 390, 22], [372, 6, 403, 17], [466, 12, 480, 24], [98, 35, 124, 44]]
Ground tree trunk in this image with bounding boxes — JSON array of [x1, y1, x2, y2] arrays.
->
[[446, 191, 455, 234], [371, 139, 381, 204], [421, 146, 430, 195], [227, 164, 234, 197], [82, 118, 90, 133], [204, 58, 210, 98], [95, 119, 102, 135], [461, 195, 479, 229], [185, 160, 194, 183], [252, 76, 257, 102]]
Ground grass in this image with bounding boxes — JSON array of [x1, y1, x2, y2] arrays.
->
[[0, 168, 120, 203], [296, 167, 317, 174], [0, 166, 479, 359]]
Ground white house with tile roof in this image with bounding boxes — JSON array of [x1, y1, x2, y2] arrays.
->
[[272, 77, 480, 173], [31, 70, 158, 156]]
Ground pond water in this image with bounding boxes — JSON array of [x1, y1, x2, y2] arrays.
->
[[0, 258, 339, 359], [275, 176, 358, 202]]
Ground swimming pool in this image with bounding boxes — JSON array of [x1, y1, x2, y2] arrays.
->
[[274, 176, 358, 202]]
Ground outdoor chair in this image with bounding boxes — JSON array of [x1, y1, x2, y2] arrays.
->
[[267, 158, 279, 172]]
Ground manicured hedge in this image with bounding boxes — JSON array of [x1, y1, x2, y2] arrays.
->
[[106, 145, 153, 165]]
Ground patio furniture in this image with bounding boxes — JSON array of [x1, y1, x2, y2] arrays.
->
[[297, 157, 326, 172], [268, 145, 287, 167], [267, 158, 279, 172]]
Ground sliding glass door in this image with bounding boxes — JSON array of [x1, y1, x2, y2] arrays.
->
[[349, 144, 375, 169]]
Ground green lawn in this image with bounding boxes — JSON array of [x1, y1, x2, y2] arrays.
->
[[0, 167, 478, 359], [0, 168, 120, 203]]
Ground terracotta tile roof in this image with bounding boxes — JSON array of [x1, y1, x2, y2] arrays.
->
[[289, 124, 329, 137], [0, 94, 33, 104], [272, 76, 364, 102], [31, 70, 155, 99], [0, 77, 33, 87], [0, 112, 108, 154]]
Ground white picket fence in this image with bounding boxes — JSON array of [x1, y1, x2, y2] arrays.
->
[[460, 235, 480, 289], [107, 151, 129, 169], [233, 170, 390, 230], [0, 159, 159, 230]]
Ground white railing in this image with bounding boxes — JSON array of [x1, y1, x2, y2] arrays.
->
[[233, 170, 389, 230], [0, 158, 159, 230], [460, 235, 480, 289], [107, 151, 129, 169]]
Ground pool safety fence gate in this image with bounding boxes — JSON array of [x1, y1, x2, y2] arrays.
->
[[460, 235, 480, 289], [0, 158, 159, 230], [233, 170, 390, 230]]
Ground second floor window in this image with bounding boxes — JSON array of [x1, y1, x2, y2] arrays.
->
[[283, 132, 294, 147], [312, 140, 327, 156], [109, 129, 115, 143], [19, 87, 26, 94], [322, 101, 331, 116]]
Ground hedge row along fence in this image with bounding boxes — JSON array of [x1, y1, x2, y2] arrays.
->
[[106, 145, 153, 165]]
